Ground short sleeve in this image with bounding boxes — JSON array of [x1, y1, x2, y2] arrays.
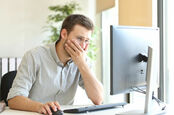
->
[[7, 51, 37, 100]]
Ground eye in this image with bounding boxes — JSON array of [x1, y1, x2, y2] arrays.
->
[[77, 37, 82, 41], [85, 40, 89, 43]]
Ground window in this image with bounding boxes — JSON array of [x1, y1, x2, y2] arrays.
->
[[163, 0, 174, 105]]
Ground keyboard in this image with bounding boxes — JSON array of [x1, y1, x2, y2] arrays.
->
[[63, 102, 127, 113]]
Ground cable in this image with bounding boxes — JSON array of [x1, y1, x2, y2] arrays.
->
[[131, 87, 166, 111]]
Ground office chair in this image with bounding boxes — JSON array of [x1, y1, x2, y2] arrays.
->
[[0, 71, 17, 105]]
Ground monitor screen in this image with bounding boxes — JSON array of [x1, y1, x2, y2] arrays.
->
[[110, 25, 159, 95]]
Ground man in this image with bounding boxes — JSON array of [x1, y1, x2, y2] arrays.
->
[[7, 14, 103, 115]]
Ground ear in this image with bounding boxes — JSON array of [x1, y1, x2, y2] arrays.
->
[[60, 29, 68, 41]]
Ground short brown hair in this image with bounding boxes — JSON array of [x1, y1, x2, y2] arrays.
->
[[58, 14, 94, 41]]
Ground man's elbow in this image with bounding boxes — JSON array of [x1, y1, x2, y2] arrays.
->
[[93, 95, 103, 105], [94, 100, 102, 105], [8, 96, 19, 109], [8, 98, 15, 109]]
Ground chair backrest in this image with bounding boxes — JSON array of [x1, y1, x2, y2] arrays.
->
[[0, 57, 21, 105], [0, 71, 17, 105]]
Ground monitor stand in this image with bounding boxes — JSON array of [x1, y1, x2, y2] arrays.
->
[[144, 46, 154, 114]]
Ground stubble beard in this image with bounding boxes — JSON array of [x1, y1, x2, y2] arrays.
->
[[63, 41, 71, 58]]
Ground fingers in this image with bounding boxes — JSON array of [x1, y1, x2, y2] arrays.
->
[[67, 40, 80, 52], [48, 102, 57, 111], [65, 43, 76, 56], [44, 104, 52, 115], [39, 102, 61, 115], [67, 40, 83, 52], [40, 107, 47, 115], [54, 101, 61, 110], [65, 40, 85, 56], [72, 40, 83, 51]]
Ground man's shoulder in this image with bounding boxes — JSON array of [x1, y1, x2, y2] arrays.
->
[[24, 43, 53, 58], [28, 44, 52, 54]]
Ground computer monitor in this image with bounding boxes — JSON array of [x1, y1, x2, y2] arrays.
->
[[110, 26, 160, 113]]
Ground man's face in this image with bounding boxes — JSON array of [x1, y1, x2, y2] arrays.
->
[[62, 25, 92, 51]]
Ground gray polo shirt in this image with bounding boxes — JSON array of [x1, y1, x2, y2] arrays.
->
[[7, 42, 88, 105]]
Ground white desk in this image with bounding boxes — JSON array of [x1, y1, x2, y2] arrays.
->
[[0, 105, 124, 115], [0, 104, 171, 115]]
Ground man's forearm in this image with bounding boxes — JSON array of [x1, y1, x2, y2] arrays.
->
[[64, 39, 104, 104], [8, 96, 42, 113], [78, 62, 104, 105]]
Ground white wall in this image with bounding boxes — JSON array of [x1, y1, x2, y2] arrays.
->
[[0, 0, 95, 57]]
